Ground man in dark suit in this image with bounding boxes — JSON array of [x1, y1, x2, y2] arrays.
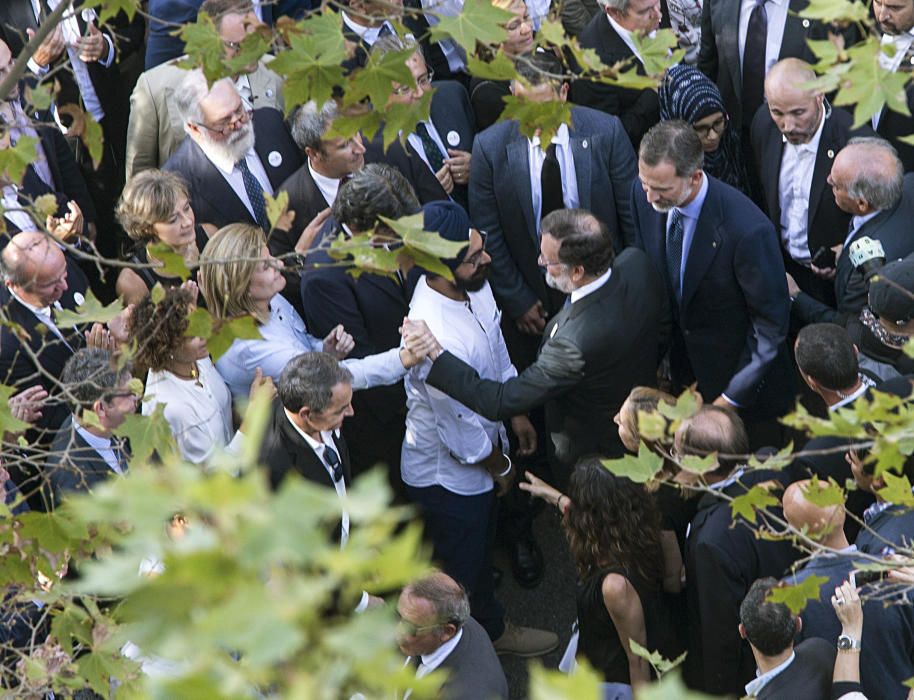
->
[[849, 445, 914, 556], [472, 50, 637, 368], [339, 0, 402, 73], [163, 70, 302, 232], [872, 0, 914, 172], [45, 348, 135, 509], [397, 571, 508, 700], [752, 59, 861, 305], [570, 0, 662, 147], [738, 577, 835, 699], [783, 480, 914, 700], [410, 208, 668, 480], [632, 120, 794, 441], [791, 138, 914, 327], [676, 407, 802, 695], [366, 36, 475, 210]]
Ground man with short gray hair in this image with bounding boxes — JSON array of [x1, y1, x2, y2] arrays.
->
[[163, 69, 301, 232], [791, 136, 914, 327], [631, 120, 794, 442]]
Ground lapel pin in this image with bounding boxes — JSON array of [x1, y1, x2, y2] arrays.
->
[[827, 149, 835, 158], [802, 18, 810, 27], [582, 139, 588, 149], [73, 292, 85, 306], [712, 241, 717, 248], [446, 130, 460, 147], [266, 88, 274, 98], [268, 151, 283, 167]]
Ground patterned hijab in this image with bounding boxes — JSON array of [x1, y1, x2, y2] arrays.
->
[[658, 64, 750, 194]]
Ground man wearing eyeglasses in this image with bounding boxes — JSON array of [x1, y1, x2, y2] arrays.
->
[[164, 68, 301, 233], [750, 58, 862, 306], [127, 0, 285, 177]]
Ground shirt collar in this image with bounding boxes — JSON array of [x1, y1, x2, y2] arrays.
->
[[829, 375, 873, 411], [744, 651, 796, 697], [9, 287, 54, 318], [72, 416, 112, 449], [197, 138, 252, 176], [674, 171, 709, 221], [570, 268, 612, 304], [307, 160, 341, 203], [283, 408, 338, 452], [530, 122, 570, 149], [342, 12, 389, 44], [418, 628, 463, 673], [709, 467, 745, 491]]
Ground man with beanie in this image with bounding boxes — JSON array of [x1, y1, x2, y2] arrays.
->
[[402, 200, 558, 658]]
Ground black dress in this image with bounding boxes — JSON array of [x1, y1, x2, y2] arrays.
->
[[469, 77, 511, 132], [576, 565, 682, 684], [129, 225, 208, 294]]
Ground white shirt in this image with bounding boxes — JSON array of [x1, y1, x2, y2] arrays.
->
[[420, 0, 467, 72], [526, 0, 551, 30], [875, 29, 914, 127], [403, 279, 515, 496], [9, 288, 70, 345], [829, 375, 873, 412], [570, 268, 612, 304], [341, 12, 396, 46], [283, 411, 350, 546], [778, 108, 826, 265], [528, 123, 580, 229], [215, 294, 407, 399], [142, 358, 244, 464], [308, 160, 341, 207], [738, 0, 789, 74], [72, 417, 126, 475], [744, 651, 796, 697], [846, 210, 881, 249], [196, 144, 273, 222], [402, 628, 464, 700], [407, 121, 450, 173], [2, 185, 38, 233]]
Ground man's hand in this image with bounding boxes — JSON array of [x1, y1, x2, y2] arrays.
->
[[481, 445, 514, 497], [435, 163, 455, 194], [107, 305, 133, 347], [10, 385, 48, 424], [75, 22, 108, 63], [400, 318, 442, 366], [510, 415, 537, 457], [294, 207, 332, 255], [322, 324, 355, 360], [28, 26, 65, 68], [248, 366, 276, 401], [46, 201, 83, 243], [446, 149, 471, 186], [785, 273, 801, 299], [516, 300, 546, 335]]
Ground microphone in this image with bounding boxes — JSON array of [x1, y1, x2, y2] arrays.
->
[[848, 236, 886, 279]]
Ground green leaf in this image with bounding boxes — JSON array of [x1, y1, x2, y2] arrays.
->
[[82, 111, 104, 170], [601, 444, 664, 483], [147, 242, 191, 281], [80, 0, 140, 22], [380, 212, 468, 259], [466, 51, 519, 81], [185, 307, 214, 339], [630, 29, 685, 76], [798, 0, 870, 23], [747, 441, 795, 473], [679, 453, 719, 475], [830, 38, 912, 129], [381, 91, 435, 151], [877, 473, 914, 507], [176, 13, 228, 84], [430, 0, 512, 50], [32, 193, 59, 221], [24, 82, 54, 111], [54, 289, 124, 327], [657, 387, 701, 423], [265, 190, 290, 232], [730, 484, 778, 524], [0, 135, 37, 184], [766, 575, 828, 615], [330, 232, 403, 278], [112, 404, 179, 465], [528, 658, 603, 700], [633, 670, 716, 699], [500, 94, 574, 145], [630, 639, 687, 676], [346, 45, 418, 110], [150, 282, 166, 305], [800, 475, 846, 508], [0, 383, 30, 434], [224, 25, 272, 78], [207, 315, 262, 361]]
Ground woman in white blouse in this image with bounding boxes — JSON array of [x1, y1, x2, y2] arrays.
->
[[198, 223, 426, 399]]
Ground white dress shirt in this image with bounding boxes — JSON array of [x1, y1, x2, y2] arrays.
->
[[744, 651, 796, 697], [407, 121, 450, 173], [875, 29, 914, 127], [402, 628, 464, 700], [72, 418, 126, 475], [9, 289, 70, 346], [215, 294, 407, 399], [420, 0, 467, 72], [570, 268, 612, 304], [308, 160, 341, 207], [2, 185, 38, 233], [845, 210, 881, 249], [341, 12, 396, 46], [528, 123, 580, 229], [403, 278, 515, 496], [142, 358, 244, 464], [738, 0, 789, 74], [778, 108, 826, 265], [196, 143, 273, 222], [828, 375, 873, 411]]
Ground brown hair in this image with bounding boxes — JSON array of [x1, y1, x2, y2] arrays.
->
[[116, 170, 191, 244], [129, 287, 194, 374]]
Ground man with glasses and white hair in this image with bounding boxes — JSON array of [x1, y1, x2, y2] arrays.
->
[[163, 68, 301, 233]]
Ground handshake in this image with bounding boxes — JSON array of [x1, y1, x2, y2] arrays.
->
[[398, 318, 445, 368]]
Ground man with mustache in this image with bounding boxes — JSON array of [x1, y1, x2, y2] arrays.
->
[[872, 0, 914, 171], [163, 69, 301, 233]]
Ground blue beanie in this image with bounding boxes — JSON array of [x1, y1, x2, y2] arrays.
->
[[422, 201, 472, 273]]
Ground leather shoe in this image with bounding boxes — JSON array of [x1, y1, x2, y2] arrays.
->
[[493, 621, 559, 657], [511, 537, 544, 589]]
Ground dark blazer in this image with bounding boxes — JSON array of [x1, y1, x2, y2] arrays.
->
[[631, 174, 793, 414], [877, 72, 914, 174], [697, 0, 853, 132], [755, 638, 835, 700], [793, 173, 914, 326], [33, 126, 98, 224], [750, 105, 857, 259], [855, 504, 914, 555], [363, 127, 450, 206], [429, 80, 476, 210], [163, 108, 302, 230], [437, 617, 508, 700], [570, 12, 660, 147], [469, 77, 510, 132], [684, 470, 802, 695], [470, 105, 637, 321], [45, 416, 128, 509], [426, 247, 668, 473], [789, 552, 914, 700]]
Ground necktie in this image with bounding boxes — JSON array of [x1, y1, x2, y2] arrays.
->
[[378, 22, 395, 40], [666, 209, 685, 302], [416, 122, 445, 173], [742, 0, 769, 124], [236, 157, 271, 232], [323, 442, 344, 483], [540, 143, 564, 221]]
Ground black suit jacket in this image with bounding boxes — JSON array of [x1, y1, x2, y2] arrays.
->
[[793, 173, 914, 326], [163, 108, 302, 230], [570, 12, 660, 147], [438, 617, 509, 700], [755, 638, 835, 699], [363, 127, 450, 206], [426, 247, 668, 473], [631, 174, 794, 415], [877, 71, 914, 174], [751, 105, 858, 259], [684, 470, 802, 695]]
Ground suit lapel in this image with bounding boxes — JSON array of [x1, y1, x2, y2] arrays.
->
[[780, 0, 810, 60], [721, 0, 742, 95], [570, 134, 593, 211], [807, 112, 838, 232], [681, 187, 723, 311], [506, 137, 537, 245], [763, 130, 784, 224], [277, 409, 336, 489], [187, 140, 252, 225]]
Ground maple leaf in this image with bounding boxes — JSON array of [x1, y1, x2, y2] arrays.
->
[[601, 445, 664, 483], [429, 0, 512, 51], [730, 484, 778, 524], [500, 94, 573, 145], [54, 290, 124, 327], [766, 575, 828, 615]]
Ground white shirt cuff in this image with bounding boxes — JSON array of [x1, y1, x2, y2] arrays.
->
[[721, 393, 742, 408], [354, 591, 370, 613], [27, 58, 49, 75], [98, 35, 115, 67]]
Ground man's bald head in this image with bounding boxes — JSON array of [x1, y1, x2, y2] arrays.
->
[[1, 231, 68, 307], [783, 479, 846, 542], [765, 59, 823, 145]]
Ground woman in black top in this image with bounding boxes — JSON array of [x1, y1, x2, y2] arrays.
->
[[522, 458, 683, 689], [115, 169, 209, 306]]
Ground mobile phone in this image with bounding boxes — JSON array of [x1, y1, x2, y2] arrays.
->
[[850, 569, 885, 587], [811, 246, 837, 269]]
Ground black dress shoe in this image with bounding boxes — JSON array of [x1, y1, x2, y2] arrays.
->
[[511, 537, 544, 588]]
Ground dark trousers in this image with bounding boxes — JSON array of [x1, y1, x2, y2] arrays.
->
[[405, 484, 505, 640]]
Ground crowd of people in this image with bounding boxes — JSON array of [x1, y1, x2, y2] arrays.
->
[[1, 0, 914, 697]]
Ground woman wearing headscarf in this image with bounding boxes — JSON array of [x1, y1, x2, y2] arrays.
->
[[659, 64, 752, 196]]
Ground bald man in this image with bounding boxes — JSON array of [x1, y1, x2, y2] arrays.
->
[[782, 479, 914, 700], [751, 58, 865, 306]]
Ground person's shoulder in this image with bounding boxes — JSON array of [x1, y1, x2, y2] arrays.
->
[[475, 117, 519, 146], [570, 105, 624, 132], [706, 176, 770, 227], [794, 636, 837, 665]]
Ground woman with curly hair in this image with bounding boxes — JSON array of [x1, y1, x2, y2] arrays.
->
[[522, 458, 683, 693], [128, 284, 270, 464]]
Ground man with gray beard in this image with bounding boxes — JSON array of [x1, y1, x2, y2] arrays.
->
[[163, 69, 301, 233]]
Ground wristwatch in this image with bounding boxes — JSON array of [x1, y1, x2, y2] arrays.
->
[[837, 634, 862, 652]]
